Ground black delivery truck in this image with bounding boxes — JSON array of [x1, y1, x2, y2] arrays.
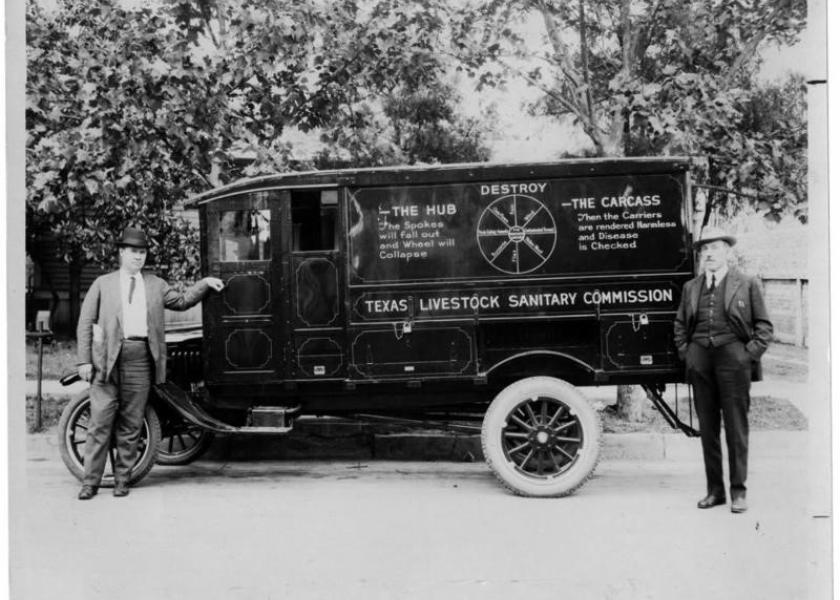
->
[[59, 157, 698, 497]]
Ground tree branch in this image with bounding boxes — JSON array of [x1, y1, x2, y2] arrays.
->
[[532, 0, 606, 152], [633, 0, 665, 65], [535, 0, 584, 91], [620, 0, 633, 73], [722, 32, 767, 88], [721, 1, 788, 87]]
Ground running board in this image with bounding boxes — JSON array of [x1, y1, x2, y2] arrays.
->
[[642, 384, 700, 437], [154, 383, 294, 434]]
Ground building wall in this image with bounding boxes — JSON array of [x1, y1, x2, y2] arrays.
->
[[762, 278, 808, 347], [733, 221, 809, 347]]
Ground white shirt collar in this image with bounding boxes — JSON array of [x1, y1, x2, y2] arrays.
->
[[705, 265, 728, 286], [120, 268, 142, 282]]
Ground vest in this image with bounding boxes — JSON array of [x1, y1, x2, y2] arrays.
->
[[691, 275, 739, 347]]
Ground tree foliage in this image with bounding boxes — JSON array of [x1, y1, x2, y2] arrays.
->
[[315, 77, 491, 168], [451, 0, 807, 221], [26, 0, 489, 323], [27, 1, 208, 282]]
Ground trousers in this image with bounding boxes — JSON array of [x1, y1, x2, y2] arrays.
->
[[82, 340, 152, 486], [686, 340, 752, 499]]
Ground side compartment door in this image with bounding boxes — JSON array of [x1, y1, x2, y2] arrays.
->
[[287, 189, 346, 379], [203, 192, 283, 383], [348, 322, 475, 379]]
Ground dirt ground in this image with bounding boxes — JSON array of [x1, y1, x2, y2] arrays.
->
[[15, 429, 831, 600], [761, 345, 809, 383]]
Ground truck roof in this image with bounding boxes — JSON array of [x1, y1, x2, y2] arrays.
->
[[185, 156, 693, 208]]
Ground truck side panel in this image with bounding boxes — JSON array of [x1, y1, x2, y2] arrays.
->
[[344, 172, 691, 383]]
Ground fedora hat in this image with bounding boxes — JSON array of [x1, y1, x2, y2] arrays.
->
[[692, 226, 736, 250], [116, 227, 149, 249]]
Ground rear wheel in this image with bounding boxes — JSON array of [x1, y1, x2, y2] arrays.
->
[[482, 376, 601, 497], [57, 389, 161, 487]]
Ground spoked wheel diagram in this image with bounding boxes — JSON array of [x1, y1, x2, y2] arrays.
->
[[476, 194, 557, 274]]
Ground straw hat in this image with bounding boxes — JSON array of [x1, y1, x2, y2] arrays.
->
[[692, 226, 736, 250]]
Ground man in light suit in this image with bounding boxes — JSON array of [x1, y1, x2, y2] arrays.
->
[[674, 226, 773, 514], [76, 227, 224, 500]]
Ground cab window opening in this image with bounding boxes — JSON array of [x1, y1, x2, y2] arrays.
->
[[292, 190, 337, 252], [219, 208, 271, 261]]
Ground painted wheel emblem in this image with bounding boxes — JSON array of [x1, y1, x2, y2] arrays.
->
[[477, 194, 557, 274]]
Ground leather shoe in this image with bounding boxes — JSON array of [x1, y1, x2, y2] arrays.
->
[[78, 485, 98, 500], [731, 496, 748, 513], [697, 494, 726, 509], [113, 482, 130, 498]]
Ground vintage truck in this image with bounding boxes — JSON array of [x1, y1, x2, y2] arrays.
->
[[58, 157, 698, 497]]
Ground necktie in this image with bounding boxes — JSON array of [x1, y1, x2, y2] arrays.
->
[[709, 274, 716, 292], [129, 276, 136, 304]]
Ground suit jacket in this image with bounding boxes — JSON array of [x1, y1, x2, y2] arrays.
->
[[673, 268, 774, 380], [77, 271, 210, 384]]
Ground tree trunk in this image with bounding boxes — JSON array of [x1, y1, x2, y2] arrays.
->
[[615, 384, 648, 422]]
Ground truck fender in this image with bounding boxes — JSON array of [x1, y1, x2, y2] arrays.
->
[[482, 350, 595, 378]]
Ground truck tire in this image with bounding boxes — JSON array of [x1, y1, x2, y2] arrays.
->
[[57, 389, 162, 487], [156, 424, 215, 466], [482, 376, 601, 497]]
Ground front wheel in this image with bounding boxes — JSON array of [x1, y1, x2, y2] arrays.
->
[[57, 389, 162, 487], [156, 422, 215, 466], [482, 376, 602, 497]]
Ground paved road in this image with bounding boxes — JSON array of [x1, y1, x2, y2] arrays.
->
[[12, 430, 832, 600]]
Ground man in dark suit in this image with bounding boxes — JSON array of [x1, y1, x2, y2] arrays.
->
[[75, 227, 224, 500], [674, 226, 773, 514]]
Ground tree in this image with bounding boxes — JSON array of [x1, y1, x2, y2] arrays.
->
[[723, 74, 807, 223], [451, 0, 807, 219], [27, 0, 491, 329], [171, 0, 489, 172], [383, 79, 491, 165], [26, 1, 205, 328], [313, 76, 492, 168]]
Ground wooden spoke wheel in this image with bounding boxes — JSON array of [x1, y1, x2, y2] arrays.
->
[[482, 377, 601, 497], [156, 422, 215, 466]]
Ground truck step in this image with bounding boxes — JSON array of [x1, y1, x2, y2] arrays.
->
[[235, 426, 295, 434], [155, 383, 297, 434], [248, 406, 300, 429]]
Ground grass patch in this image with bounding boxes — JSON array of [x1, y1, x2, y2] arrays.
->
[[26, 339, 78, 380], [602, 395, 807, 434], [25, 396, 71, 433]]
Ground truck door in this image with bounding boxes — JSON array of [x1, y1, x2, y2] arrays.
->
[[203, 191, 284, 383], [286, 189, 346, 379]]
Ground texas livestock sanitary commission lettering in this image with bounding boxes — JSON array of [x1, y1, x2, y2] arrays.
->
[[361, 287, 674, 315]]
